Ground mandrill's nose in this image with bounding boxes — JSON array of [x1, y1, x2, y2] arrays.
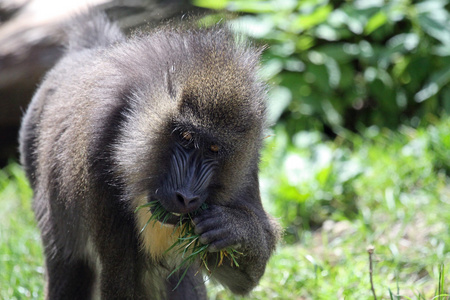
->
[[175, 191, 201, 211]]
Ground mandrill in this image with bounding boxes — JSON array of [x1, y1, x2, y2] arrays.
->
[[19, 11, 281, 300]]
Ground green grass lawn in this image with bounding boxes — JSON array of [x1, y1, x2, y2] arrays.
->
[[1, 117, 449, 299]]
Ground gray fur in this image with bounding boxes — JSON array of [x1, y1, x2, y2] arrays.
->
[[19, 11, 281, 300]]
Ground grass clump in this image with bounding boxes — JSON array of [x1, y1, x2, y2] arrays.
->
[[136, 200, 240, 289]]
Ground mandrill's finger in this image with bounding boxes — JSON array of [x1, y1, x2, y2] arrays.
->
[[198, 228, 228, 246]]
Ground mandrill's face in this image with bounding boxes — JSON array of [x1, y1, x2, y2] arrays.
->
[[143, 70, 266, 223], [150, 135, 219, 222]]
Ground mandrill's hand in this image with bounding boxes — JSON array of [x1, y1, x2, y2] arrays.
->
[[193, 205, 241, 252], [192, 203, 280, 295], [192, 204, 263, 253]]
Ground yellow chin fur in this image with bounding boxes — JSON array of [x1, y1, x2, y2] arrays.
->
[[135, 195, 182, 260]]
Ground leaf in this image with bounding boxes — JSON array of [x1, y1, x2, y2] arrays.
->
[[315, 24, 339, 41], [364, 11, 387, 35], [259, 58, 283, 81], [227, 1, 275, 14], [230, 15, 274, 39], [295, 35, 315, 51], [324, 56, 340, 88], [267, 86, 292, 125], [320, 99, 341, 127], [192, 0, 229, 10], [417, 13, 450, 46], [387, 33, 419, 52], [414, 65, 450, 103], [315, 44, 354, 63], [291, 5, 333, 32]]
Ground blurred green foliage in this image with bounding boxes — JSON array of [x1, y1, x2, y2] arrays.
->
[[260, 117, 450, 243], [195, 0, 450, 136]]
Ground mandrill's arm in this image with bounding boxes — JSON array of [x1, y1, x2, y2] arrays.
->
[[193, 172, 281, 295]]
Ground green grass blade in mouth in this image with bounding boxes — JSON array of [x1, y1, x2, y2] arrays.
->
[[135, 200, 240, 289]]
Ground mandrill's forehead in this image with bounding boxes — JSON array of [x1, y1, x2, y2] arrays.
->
[[178, 89, 262, 136], [176, 72, 265, 135]]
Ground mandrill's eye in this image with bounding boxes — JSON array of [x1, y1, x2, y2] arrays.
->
[[210, 144, 220, 153], [182, 132, 192, 141]]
